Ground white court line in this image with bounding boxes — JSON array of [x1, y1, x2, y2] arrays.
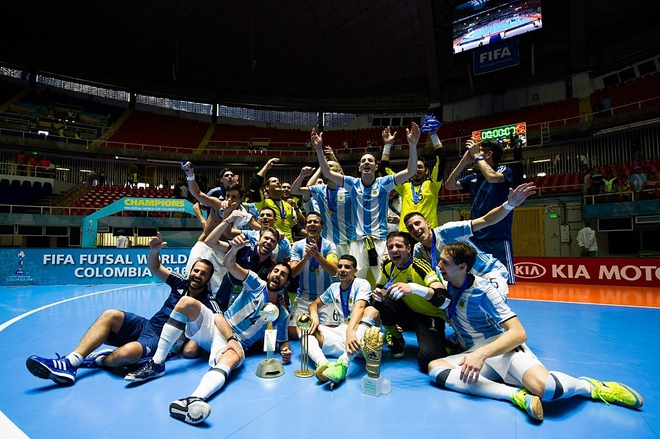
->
[[0, 284, 144, 439]]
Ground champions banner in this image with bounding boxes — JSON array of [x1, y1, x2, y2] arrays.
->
[[1, 248, 190, 286], [514, 257, 660, 287]]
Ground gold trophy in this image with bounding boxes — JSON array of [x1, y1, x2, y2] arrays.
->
[[294, 313, 315, 378], [255, 303, 285, 379], [360, 326, 391, 396]]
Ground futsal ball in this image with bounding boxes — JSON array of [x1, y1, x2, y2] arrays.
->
[[260, 303, 279, 322]]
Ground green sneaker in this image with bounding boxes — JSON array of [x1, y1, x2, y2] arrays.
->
[[510, 388, 544, 421], [580, 377, 644, 409], [315, 362, 330, 383], [322, 359, 348, 384]]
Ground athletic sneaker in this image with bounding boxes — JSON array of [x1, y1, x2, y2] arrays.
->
[[580, 377, 644, 409], [80, 349, 114, 368], [169, 397, 211, 424], [26, 354, 77, 386], [385, 333, 405, 359], [510, 388, 544, 421], [322, 359, 348, 384], [124, 359, 165, 382], [315, 362, 330, 383]]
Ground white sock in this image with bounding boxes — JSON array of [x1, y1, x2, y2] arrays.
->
[[152, 310, 187, 364], [67, 352, 84, 368], [305, 335, 326, 366], [338, 352, 354, 366], [430, 367, 513, 401], [191, 363, 231, 400], [543, 371, 592, 400]]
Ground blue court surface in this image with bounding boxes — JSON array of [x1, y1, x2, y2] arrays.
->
[[1, 283, 659, 439]]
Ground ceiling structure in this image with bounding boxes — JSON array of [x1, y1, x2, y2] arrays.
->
[[2, 1, 659, 113]]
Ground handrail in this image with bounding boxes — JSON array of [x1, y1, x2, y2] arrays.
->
[[2, 94, 659, 157]]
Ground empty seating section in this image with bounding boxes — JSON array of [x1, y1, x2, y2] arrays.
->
[[0, 178, 52, 211], [108, 111, 208, 152], [68, 185, 174, 216], [207, 125, 309, 155]]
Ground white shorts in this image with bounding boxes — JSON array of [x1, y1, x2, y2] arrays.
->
[[185, 306, 244, 368], [349, 238, 387, 284], [443, 342, 541, 386], [289, 297, 335, 328], [187, 241, 227, 295], [318, 322, 371, 358]]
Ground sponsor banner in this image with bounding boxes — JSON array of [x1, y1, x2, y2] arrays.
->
[[474, 39, 519, 75], [514, 257, 660, 287], [122, 197, 187, 212], [1, 248, 190, 286]]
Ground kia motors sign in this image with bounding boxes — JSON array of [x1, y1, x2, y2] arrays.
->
[[515, 257, 660, 287]]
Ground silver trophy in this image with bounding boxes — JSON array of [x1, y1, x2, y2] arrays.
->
[[295, 313, 315, 378], [255, 303, 285, 379]]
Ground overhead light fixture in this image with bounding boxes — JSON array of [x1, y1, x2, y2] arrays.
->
[[537, 172, 547, 177], [80, 169, 92, 173], [533, 159, 551, 163], [56, 168, 69, 171]]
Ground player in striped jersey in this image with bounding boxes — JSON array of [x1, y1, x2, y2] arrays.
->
[[405, 182, 537, 299], [292, 164, 356, 257], [304, 254, 380, 384], [288, 211, 338, 339], [371, 232, 453, 372], [428, 242, 643, 421], [311, 124, 420, 285], [123, 238, 292, 424]]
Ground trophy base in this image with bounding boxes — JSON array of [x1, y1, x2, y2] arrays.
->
[[361, 375, 391, 397], [294, 369, 315, 378], [256, 358, 285, 379]]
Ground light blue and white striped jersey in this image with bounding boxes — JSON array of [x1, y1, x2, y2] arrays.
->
[[413, 220, 509, 287], [449, 276, 516, 350], [291, 237, 337, 301], [308, 184, 356, 245], [343, 174, 396, 241], [224, 270, 289, 348], [242, 230, 291, 263], [318, 277, 372, 321]]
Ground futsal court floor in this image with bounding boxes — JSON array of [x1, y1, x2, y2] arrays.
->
[[1, 281, 659, 439]]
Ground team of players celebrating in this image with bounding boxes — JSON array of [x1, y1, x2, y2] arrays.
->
[[26, 119, 643, 425]]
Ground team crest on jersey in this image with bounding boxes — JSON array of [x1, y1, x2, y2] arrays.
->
[[178, 289, 185, 294], [371, 189, 379, 196], [338, 194, 345, 202], [406, 276, 413, 283], [458, 299, 467, 310]]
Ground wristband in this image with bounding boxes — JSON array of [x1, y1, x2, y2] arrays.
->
[[409, 283, 429, 297], [430, 133, 441, 147], [186, 175, 195, 181], [227, 335, 237, 343], [473, 156, 484, 164], [502, 201, 514, 211], [382, 142, 392, 156]]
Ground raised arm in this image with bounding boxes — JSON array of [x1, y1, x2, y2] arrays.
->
[[203, 208, 247, 252], [392, 122, 420, 186], [311, 128, 344, 187], [471, 182, 537, 232], [147, 232, 171, 282], [291, 166, 316, 199], [249, 158, 279, 203], [181, 161, 219, 208], [222, 235, 250, 281]]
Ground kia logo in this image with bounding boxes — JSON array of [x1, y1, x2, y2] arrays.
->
[[514, 262, 546, 279]]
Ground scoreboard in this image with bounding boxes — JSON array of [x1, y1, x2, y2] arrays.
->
[[472, 122, 526, 148]]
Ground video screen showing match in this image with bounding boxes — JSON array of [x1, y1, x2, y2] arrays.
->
[[452, 0, 542, 54]]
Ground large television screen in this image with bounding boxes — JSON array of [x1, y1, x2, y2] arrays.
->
[[453, 0, 542, 54]]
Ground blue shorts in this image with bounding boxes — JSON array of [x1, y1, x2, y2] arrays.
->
[[106, 311, 160, 360], [469, 238, 515, 285]]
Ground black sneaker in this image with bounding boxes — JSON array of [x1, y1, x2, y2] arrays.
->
[[169, 397, 211, 424], [385, 333, 405, 359], [124, 359, 165, 382]]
